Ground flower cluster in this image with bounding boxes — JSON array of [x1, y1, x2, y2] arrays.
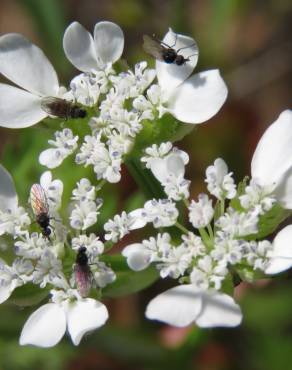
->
[[0, 17, 292, 350], [0, 21, 227, 185], [119, 110, 292, 327], [0, 167, 117, 347]]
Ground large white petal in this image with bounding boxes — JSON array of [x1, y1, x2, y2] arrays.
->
[[157, 28, 198, 91], [196, 291, 242, 328], [0, 33, 59, 96], [168, 70, 228, 124], [145, 284, 202, 327], [272, 166, 292, 209], [251, 110, 292, 188], [0, 84, 47, 128], [0, 164, 17, 211], [94, 22, 124, 65], [265, 225, 292, 274], [19, 303, 66, 347], [122, 243, 151, 271], [63, 22, 98, 72], [67, 299, 108, 345]]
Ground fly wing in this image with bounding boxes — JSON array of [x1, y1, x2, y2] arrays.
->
[[40, 97, 64, 116], [74, 264, 92, 298], [142, 35, 165, 61], [30, 184, 49, 216]]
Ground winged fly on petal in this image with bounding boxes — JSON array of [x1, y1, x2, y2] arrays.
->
[[74, 246, 92, 298], [41, 97, 87, 120], [142, 34, 198, 66], [30, 184, 52, 238]]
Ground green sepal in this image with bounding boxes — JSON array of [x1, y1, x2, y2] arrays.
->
[[100, 255, 159, 297], [128, 114, 194, 158], [8, 284, 50, 307]]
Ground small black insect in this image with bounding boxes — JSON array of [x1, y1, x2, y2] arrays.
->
[[41, 97, 87, 119], [74, 246, 92, 298], [143, 34, 198, 66], [30, 184, 51, 238]]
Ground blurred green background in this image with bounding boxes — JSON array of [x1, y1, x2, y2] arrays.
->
[[1, 0, 292, 369]]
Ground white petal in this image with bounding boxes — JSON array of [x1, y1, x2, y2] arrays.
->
[[272, 166, 292, 209], [40, 171, 52, 188], [63, 22, 98, 72], [94, 22, 124, 65], [122, 243, 151, 271], [128, 209, 147, 229], [150, 158, 169, 183], [39, 148, 67, 169], [251, 110, 292, 188], [0, 284, 14, 304], [265, 225, 292, 274], [0, 33, 59, 96], [19, 303, 66, 347], [0, 84, 47, 128], [150, 153, 185, 183], [0, 164, 17, 211], [157, 28, 198, 91], [145, 285, 202, 327], [196, 291, 242, 328], [67, 299, 108, 345], [168, 69, 228, 124]]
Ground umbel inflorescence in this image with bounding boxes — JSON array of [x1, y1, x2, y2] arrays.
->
[[0, 20, 292, 348]]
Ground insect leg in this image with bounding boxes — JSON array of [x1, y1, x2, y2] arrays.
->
[[177, 43, 197, 52]]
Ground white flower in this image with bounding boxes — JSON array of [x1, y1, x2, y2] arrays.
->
[[33, 249, 66, 289], [145, 285, 242, 328], [239, 178, 276, 214], [71, 178, 96, 202], [141, 142, 173, 168], [0, 258, 33, 303], [190, 255, 227, 290], [19, 289, 108, 347], [149, 29, 227, 124], [216, 208, 259, 237], [63, 21, 124, 72], [212, 232, 244, 265], [205, 158, 236, 200], [69, 72, 100, 106], [70, 200, 99, 230], [110, 61, 156, 98], [76, 134, 122, 183], [245, 240, 272, 271], [157, 244, 192, 279], [181, 232, 206, 258], [91, 262, 116, 288], [265, 225, 292, 274], [104, 209, 146, 242], [39, 129, 79, 169], [251, 110, 292, 209], [0, 33, 62, 128], [14, 232, 49, 259], [143, 199, 179, 228], [188, 194, 214, 228], [147, 145, 190, 201]]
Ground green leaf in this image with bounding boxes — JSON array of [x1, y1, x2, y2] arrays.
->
[[8, 284, 49, 307], [246, 204, 291, 240], [101, 255, 159, 297]]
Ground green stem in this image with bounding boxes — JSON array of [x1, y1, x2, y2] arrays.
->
[[199, 227, 213, 250], [220, 199, 225, 215], [207, 224, 214, 239], [125, 157, 165, 200], [175, 222, 189, 235]]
